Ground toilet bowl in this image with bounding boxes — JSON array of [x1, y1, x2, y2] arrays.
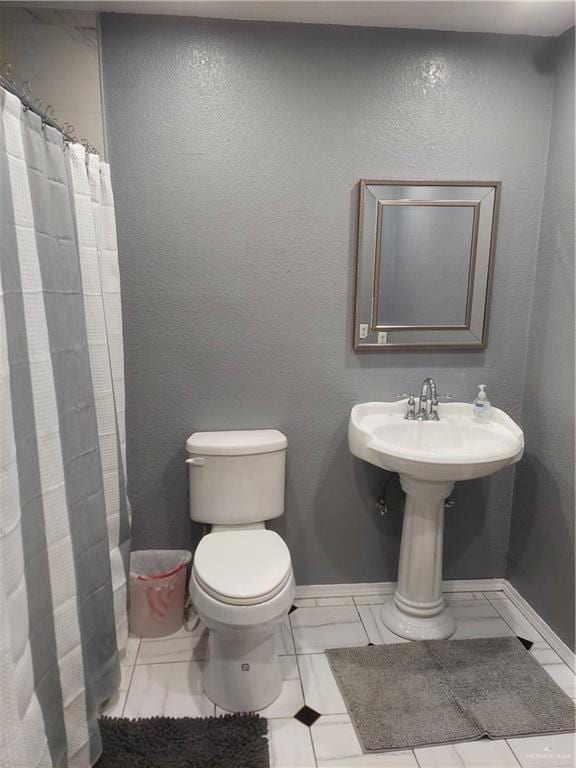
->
[[190, 530, 295, 712], [186, 429, 294, 712]]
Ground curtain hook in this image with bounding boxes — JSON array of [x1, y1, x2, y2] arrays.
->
[[41, 105, 55, 129], [62, 122, 75, 142], [21, 80, 32, 101], [0, 62, 16, 87]]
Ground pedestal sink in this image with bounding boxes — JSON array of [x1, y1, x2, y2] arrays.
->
[[349, 400, 524, 640]]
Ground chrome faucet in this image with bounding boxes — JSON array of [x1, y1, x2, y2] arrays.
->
[[395, 378, 453, 421], [418, 377, 438, 421]]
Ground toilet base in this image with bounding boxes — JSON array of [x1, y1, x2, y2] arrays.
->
[[203, 626, 282, 712]]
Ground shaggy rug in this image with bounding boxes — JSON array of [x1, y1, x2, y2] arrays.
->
[[96, 713, 269, 767], [327, 636, 576, 752]]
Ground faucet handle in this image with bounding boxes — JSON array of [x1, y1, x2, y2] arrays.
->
[[394, 393, 417, 420]]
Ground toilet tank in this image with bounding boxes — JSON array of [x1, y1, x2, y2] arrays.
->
[[186, 430, 287, 525]]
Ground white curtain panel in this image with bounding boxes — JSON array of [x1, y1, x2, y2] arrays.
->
[[0, 86, 130, 767], [0, 221, 46, 768], [67, 146, 131, 652]]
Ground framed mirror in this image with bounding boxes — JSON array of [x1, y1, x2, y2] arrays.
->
[[354, 180, 501, 350]]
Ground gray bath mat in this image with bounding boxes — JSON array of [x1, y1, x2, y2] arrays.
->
[[96, 714, 269, 767], [326, 637, 576, 752]]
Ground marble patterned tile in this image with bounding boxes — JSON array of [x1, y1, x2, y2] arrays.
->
[[277, 617, 296, 656], [530, 640, 563, 664], [100, 665, 133, 718], [485, 597, 546, 643], [215, 656, 304, 719], [311, 714, 418, 766], [443, 592, 487, 603], [353, 590, 398, 606], [531, 645, 576, 699], [120, 635, 141, 666], [137, 620, 209, 665], [296, 597, 355, 607], [295, 599, 320, 608], [356, 604, 410, 645], [542, 662, 576, 700], [414, 739, 520, 767], [124, 661, 215, 718], [298, 652, 347, 715], [507, 733, 576, 767], [450, 600, 515, 640], [291, 606, 369, 654], [267, 717, 318, 767], [357, 600, 514, 645]]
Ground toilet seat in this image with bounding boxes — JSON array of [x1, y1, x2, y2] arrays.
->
[[193, 530, 293, 606]]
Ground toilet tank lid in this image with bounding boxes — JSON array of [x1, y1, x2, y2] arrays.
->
[[186, 429, 287, 456]]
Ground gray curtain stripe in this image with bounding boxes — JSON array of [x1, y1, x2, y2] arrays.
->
[[0, 105, 67, 767], [22, 112, 120, 765]]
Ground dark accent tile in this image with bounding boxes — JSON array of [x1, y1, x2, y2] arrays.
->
[[367, 642, 375, 646], [294, 705, 321, 727], [517, 636, 534, 650], [289, 605, 298, 615]]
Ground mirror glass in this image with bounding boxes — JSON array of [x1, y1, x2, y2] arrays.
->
[[354, 181, 501, 350], [376, 204, 474, 327]]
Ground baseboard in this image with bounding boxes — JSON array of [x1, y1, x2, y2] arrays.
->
[[442, 578, 505, 593], [294, 578, 505, 600], [295, 581, 395, 599], [502, 580, 576, 672]]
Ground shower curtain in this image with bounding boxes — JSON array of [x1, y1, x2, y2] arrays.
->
[[0, 87, 130, 767]]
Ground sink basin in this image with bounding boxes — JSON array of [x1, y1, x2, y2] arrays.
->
[[348, 399, 524, 641], [349, 401, 524, 482]]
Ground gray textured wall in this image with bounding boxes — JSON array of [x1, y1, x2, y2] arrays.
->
[[508, 29, 575, 649], [100, 14, 555, 585]]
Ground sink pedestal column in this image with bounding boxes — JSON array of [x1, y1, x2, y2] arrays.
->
[[381, 476, 456, 640]]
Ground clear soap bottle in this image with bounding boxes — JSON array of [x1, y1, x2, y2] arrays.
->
[[473, 385, 491, 419]]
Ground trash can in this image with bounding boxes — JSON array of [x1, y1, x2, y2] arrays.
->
[[129, 550, 192, 638]]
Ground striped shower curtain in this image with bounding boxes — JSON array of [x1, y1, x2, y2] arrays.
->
[[0, 87, 130, 768]]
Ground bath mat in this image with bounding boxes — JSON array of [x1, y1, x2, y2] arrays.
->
[[96, 713, 269, 767], [326, 636, 576, 752]]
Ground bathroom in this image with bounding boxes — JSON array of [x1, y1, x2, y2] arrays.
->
[[0, 1, 574, 766]]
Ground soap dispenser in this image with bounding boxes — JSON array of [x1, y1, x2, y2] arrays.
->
[[473, 385, 491, 419]]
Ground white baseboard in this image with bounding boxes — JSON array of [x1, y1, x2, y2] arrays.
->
[[294, 578, 504, 600], [294, 577, 575, 672], [295, 581, 396, 599], [442, 578, 505, 593], [502, 580, 576, 672]]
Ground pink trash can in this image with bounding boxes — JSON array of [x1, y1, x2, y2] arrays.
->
[[129, 550, 192, 638]]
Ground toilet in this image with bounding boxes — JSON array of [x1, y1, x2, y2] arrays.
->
[[186, 429, 295, 713]]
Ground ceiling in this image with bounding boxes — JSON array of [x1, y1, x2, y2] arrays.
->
[[6, 0, 576, 36]]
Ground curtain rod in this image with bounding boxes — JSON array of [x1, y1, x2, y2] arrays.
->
[[0, 63, 98, 155]]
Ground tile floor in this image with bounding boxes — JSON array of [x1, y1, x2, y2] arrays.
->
[[108, 590, 576, 767]]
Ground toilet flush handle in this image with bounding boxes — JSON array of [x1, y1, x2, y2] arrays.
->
[[185, 457, 205, 467]]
